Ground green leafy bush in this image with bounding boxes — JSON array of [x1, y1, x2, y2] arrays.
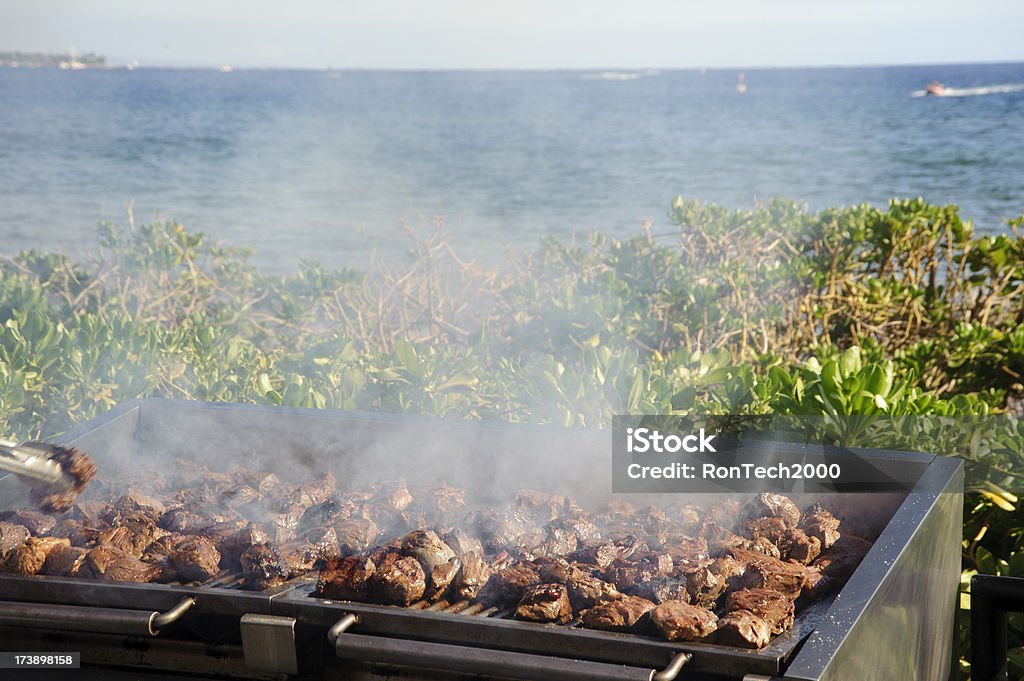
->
[[1, 199, 1023, 678]]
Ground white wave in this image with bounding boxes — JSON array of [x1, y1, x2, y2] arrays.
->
[[913, 83, 1024, 98], [584, 70, 660, 81]]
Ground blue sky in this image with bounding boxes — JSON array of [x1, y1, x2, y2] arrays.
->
[[1, 0, 1022, 69]]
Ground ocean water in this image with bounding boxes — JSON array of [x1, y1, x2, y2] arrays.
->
[[1, 63, 1022, 272]]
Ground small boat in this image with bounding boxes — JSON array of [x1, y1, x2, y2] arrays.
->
[[925, 81, 946, 96], [736, 72, 746, 94]]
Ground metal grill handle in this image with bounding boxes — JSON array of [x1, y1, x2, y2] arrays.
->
[[330, 614, 691, 681], [0, 596, 196, 637]]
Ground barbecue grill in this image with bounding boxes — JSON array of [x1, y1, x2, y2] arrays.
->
[[0, 399, 963, 680]]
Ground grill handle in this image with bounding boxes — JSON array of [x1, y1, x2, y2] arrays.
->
[[0, 596, 196, 637], [330, 614, 692, 681]]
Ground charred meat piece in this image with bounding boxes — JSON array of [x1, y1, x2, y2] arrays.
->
[[750, 537, 782, 560], [649, 601, 718, 641], [477, 562, 541, 608], [170, 536, 222, 582], [702, 522, 751, 557], [565, 566, 621, 610], [686, 566, 726, 608], [26, 444, 97, 513], [400, 530, 456, 573], [527, 526, 578, 559], [800, 504, 841, 549], [317, 556, 376, 601], [804, 535, 871, 598], [442, 527, 483, 556], [744, 516, 789, 544], [474, 507, 539, 554], [0, 521, 30, 557], [2, 536, 70, 575], [304, 526, 341, 561], [633, 576, 690, 605], [514, 489, 567, 523], [158, 508, 207, 534], [77, 546, 161, 582], [0, 509, 56, 536], [661, 535, 709, 565], [514, 583, 573, 623], [217, 524, 272, 568], [334, 518, 379, 556], [581, 595, 656, 632], [241, 543, 291, 591], [50, 518, 101, 547], [571, 536, 647, 569], [266, 500, 305, 544], [555, 516, 601, 544], [743, 492, 801, 530], [677, 504, 702, 533], [108, 492, 166, 521], [426, 557, 461, 602], [219, 483, 259, 508], [782, 529, 821, 564], [374, 479, 414, 512], [369, 553, 426, 605], [42, 543, 89, 576], [532, 556, 571, 584], [730, 549, 807, 599], [709, 555, 746, 590], [716, 610, 771, 648], [452, 551, 493, 601], [726, 588, 794, 634]]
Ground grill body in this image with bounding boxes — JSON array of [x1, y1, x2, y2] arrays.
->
[[0, 399, 963, 680]]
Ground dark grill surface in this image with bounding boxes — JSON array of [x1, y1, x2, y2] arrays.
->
[[0, 399, 964, 681]]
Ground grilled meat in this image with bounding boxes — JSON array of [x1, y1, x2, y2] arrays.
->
[[686, 566, 726, 607], [369, 553, 426, 605], [649, 601, 718, 641], [400, 529, 456, 573], [478, 561, 541, 607], [26, 444, 97, 513], [726, 588, 794, 634], [170, 536, 222, 582], [2, 536, 70, 575], [452, 551, 492, 601], [317, 556, 376, 601], [425, 556, 461, 602], [240, 543, 290, 591], [0, 521, 30, 557], [514, 583, 573, 623], [42, 543, 89, 576], [800, 504, 841, 549], [580, 595, 655, 631], [565, 566, 621, 610], [804, 535, 872, 598], [77, 545, 162, 582], [782, 529, 821, 564], [744, 492, 801, 530], [716, 610, 771, 648], [730, 548, 807, 599], [0, 509, 56, 536]]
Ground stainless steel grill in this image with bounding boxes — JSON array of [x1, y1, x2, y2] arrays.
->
[[0, 399, 964, 680]]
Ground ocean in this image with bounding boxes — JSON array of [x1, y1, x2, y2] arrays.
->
[[1, 62, 1022, 272]]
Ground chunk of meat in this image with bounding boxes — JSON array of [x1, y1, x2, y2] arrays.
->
[[452, 551, 493, 601], [477, 562, 541, 607], [800, 504, 841, 549], [716, 610, 771, 648], [0, 522, 30, 558], [317, 556, 376, 601], [725, 588, 794, 634], [426, 557, 461, 602], [686, 566, 726, 607], [42, 544, 89, 576], [400, 530, 456, 573], [0, 509, 56, 536], [26, 444, 97, 513], [581, 595, 655, 631], [170, 536, 222, 582], [743, 492, 801, 530], [730, 549, 807, 599], [782, 529, 821, 564], [804, 535, 872, 598], [369, 553, 426, 605], [2, 536, 70, 575], [649, 601, 718, 641], [77, 546, 161, 582], [565, 567, 621, 610], [241, 543, 290, 591], [514, 583, 573, 623]]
